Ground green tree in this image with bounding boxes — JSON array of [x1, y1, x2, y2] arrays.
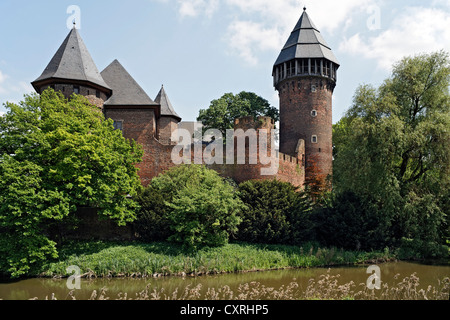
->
[[197, 91, 279, 139], [333, 51, 450, 246], [150, 165, 244, 250], [237, 180, 313, 245], [0, 89, 143, 277]]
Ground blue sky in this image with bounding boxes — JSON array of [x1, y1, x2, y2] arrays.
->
[[1, 0, 449, 123]]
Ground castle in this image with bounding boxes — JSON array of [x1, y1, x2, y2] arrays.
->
[[31, 8, 338, 189]]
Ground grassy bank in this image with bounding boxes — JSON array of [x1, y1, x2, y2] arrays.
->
[[39, 241, 396, 278]]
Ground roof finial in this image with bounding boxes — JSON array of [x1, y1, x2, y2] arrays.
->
[[73, 20, 76, 29], [303, 6, 307, 11]]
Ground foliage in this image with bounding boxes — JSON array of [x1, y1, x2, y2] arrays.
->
[[133, 185, 171, 241], [313, 191, 391, 251], [396, 238, 449, 260], [236, 179, 313, 245], [0, 89, 143, 277], [197, 91, 279, 139], [333, 51, 450, 246], [148, 165, 244, 250]]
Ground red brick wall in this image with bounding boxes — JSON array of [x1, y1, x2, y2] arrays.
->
[[157, 116, 178, 145], [104, 108, 157, 145], [277, 76, 333, 180], [208, 116, 305, 188], [41, 83, 108, 108], [104, 107, 178, 186]]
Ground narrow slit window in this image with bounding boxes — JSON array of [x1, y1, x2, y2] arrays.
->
[[311, 110, 317, 117]]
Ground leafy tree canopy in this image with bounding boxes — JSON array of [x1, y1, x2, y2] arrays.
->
[[197, 91, 279, 138], [0, 89, 143, 277], [333, 51, 449, 244]]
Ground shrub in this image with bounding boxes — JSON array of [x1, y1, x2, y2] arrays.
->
[[313, 191, 390, 251], [133, 186, 171, 241], [397, 238, 449, 260], [236, 179, 313, 245], [149, 165, 245, 250]]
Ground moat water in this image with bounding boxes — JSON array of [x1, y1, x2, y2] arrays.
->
[[0, 261, 448, 300]]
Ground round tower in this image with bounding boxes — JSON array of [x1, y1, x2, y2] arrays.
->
[[31, 26, 112, 108], [273, 7, 339, 181]]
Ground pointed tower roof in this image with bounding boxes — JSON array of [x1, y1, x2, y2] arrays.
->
[[155, 85, 181, 121], [274, 8, 339, 66], [101, 59, 158, 107], [32, 27, 111, 92]]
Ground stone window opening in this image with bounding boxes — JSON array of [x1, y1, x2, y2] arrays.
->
[[311, 110, 317, 117], [73, 86, 80, 94], [311, 85, 316, 92], [113, 120, 123, 131], [311, 135, 318, 143], [96, 90, 100, 98]]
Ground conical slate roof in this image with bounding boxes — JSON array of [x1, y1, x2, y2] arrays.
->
[[101, 59, 158, 106], [274, 9, 339, 66], [155, 85, 181, 121], [32, 27, 111, 91]]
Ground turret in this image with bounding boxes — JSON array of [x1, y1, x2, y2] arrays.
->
[[273, 7, 339, 182], [31, 25, 112, 108]]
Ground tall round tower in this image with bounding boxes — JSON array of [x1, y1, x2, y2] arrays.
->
[[273, 7, 339, 182]]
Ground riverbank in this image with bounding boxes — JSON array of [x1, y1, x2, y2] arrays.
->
[[37, 241, 398, 279]]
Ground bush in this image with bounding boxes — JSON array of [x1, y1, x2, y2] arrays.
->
[[236, 179, 313, 245], [397, 238, 449, 260], [146, 165, 244, 250], [313, 191, 390, 251], [133, 186, 171, 241]]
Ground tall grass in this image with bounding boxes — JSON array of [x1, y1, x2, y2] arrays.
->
[[34, 271, 450, 300], [39, 241, 396, 278]]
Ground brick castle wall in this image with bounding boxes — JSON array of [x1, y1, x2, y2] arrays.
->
[[41, 83, 108, 109], [277, 76, 333, 179]]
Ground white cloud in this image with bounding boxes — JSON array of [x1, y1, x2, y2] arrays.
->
[[0, 70, 8, 94], [226, 20, 284, 65], [339, 7, 450, 70], [223, 0, 377, 65], [177, 0, 219, 18]]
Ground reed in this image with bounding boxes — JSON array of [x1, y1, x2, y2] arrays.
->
[[36, 272, 449, 301]]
